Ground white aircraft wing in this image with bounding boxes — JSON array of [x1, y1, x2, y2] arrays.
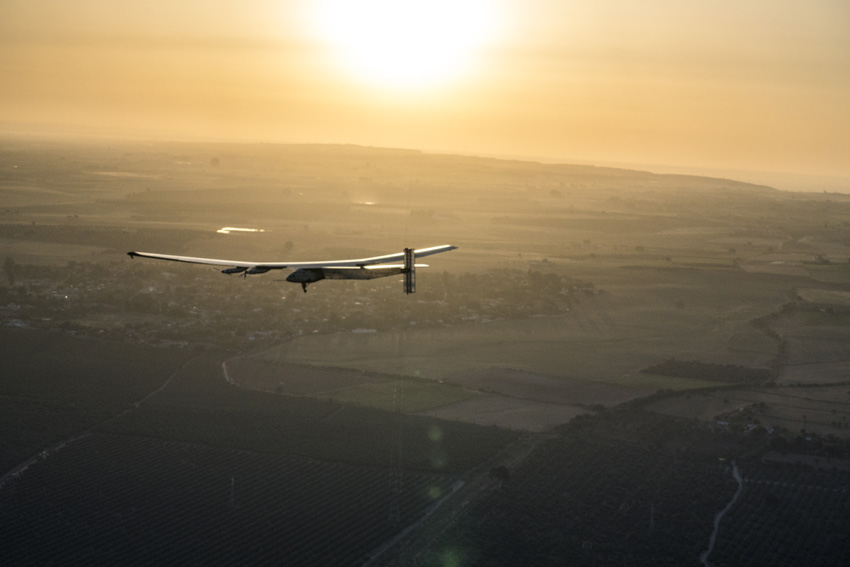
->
[[127, 244, 457, 271]]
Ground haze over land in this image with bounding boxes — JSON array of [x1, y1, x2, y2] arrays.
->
[[2, 1, 850, 184], [4, 138, 850, 436]]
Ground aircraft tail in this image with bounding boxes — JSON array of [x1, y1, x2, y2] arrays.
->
[[403, 248, 415, 294]]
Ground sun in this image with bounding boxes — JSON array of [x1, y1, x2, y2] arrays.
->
[[311, 0, 501, 91]]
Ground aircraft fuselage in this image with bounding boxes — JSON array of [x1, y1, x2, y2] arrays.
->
[[285, 266, 405, 285]]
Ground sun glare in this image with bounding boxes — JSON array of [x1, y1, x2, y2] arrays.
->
[[311, 0, 500, 90]]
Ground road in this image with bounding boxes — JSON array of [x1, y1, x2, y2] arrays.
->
[[701, 460, 743, 566]]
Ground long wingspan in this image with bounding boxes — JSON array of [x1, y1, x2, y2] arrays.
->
[[127, 245, 457, 271]]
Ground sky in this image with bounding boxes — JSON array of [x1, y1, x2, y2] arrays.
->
[[2, 0, 849, 178]]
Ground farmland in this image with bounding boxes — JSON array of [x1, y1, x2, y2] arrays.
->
[[710, 461, 850, 567], [403, 414, 850, 567], [3, 137, 850, 564], [0, 433, 458, 566], [0, 327, 193, 473], [416, 433, 739, 567], [0, 329, 514, 566]]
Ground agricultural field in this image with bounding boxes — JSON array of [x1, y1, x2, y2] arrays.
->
[[378, 409, 850, 567], [710, 462, 850, 567], [413, 432, 741, 567], [0, 329, 515, 566], [0, 432, 457, 566], [645, 384, 850, 437], [4, 138, 850, 564], [5, 138, 850, 436], [234, 266, 795, 429], [96, 351, 515, 474], [225, 357, 483, 413], [0, 327, 192, 473]]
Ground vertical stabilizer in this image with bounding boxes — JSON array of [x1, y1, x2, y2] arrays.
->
[[403, 248, 416, 294]]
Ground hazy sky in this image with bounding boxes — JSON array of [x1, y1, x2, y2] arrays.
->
[[2, 0, 849, 176]]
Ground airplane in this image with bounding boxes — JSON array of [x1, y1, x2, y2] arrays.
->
[[127, 244, 457, 293]]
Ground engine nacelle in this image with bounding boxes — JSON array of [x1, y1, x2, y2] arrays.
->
[[221, 267, 247, 275]]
